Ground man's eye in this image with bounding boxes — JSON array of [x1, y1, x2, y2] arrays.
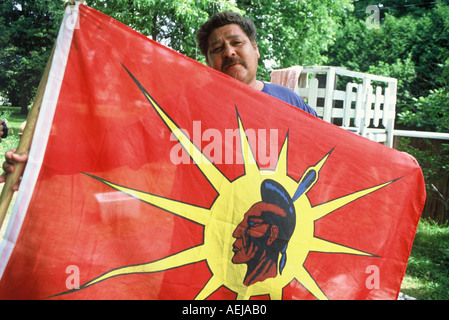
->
[[248, 219, 264, 227]]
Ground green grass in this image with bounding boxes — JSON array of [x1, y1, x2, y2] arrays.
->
[[0, 106, 448, 299], [401, 218, 449, 300]]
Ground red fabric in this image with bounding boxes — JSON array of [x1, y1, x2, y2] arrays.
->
[[0, 4, 425, 300]]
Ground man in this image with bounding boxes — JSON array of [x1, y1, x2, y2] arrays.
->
[[196, 11, 317, 116]]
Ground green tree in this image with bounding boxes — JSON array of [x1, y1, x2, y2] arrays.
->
[[0, 0, 64, 114], [0, 0, 355, 113], [88, 0, 242, 61], [326, 3, 449, 114], [89, 0, 352, 80], [0, 0, 242, 113], [398, 53, 449, 133], [326, 14, 419, 109]]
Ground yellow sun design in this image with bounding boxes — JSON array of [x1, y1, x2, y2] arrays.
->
[[59, 66, 397, 300]]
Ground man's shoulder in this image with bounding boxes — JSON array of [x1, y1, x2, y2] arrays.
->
[[262, 82, 296, 95], [262, 82, 317, 117]]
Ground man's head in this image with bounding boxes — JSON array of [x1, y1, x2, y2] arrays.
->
[[196, 11, 260, 87]]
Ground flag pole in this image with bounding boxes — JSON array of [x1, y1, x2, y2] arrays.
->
[[0, 1, 83, 230], [0, 46, 55, 230]]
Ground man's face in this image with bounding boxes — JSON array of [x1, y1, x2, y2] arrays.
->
[[206, 24, 260, 87], [232, 202, 284, 264]]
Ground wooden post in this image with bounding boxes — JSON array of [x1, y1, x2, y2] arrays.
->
[[0, 47, 55, 230]]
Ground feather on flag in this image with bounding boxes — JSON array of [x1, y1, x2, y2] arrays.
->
[[0, 2, 425, 300]]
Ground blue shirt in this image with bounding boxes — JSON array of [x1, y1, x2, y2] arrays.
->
[[262, 82, 317, 117]]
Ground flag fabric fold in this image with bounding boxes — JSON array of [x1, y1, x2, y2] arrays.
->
[[0, 3, 425, 300]]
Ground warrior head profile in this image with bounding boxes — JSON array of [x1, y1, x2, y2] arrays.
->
[[232, 179, 296, 286]]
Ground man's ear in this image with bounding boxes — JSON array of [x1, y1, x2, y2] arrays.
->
[[267, 225, 278, 246], [252, 41, 260, 59]]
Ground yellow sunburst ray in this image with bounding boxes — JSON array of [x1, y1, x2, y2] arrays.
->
[[81, 244, 206, 289], [269, 288, 283, 300], [84, 173, 210, 226], [295, 267, 328, 300], [194, 275, 223, 300], [236, 292, 251, 300], [122, 63, 230, 192], [307, 237, 375, 257], [236, 113, 259, 177], [310, 179, 399, 221], [50, 245, 207, 298], [234, 284, 283, 300]]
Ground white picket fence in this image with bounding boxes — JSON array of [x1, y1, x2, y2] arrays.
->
[[271, 65, 449, 146], [272, 66, 397, 147]]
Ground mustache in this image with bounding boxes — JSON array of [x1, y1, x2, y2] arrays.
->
[[221, 57, 246, 72]]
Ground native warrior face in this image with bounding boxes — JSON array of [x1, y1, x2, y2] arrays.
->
[[232, 180, 296, 286]]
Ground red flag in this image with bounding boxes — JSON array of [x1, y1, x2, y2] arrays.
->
[[0, 3, 425, 300]]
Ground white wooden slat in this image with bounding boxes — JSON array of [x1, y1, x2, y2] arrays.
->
[[355, 84, 364, 128], [394, 130, 449, 140], [363, 85, 374, 131], [309, 78, 318, 110], [382, 87, 392, 127], [373, 86, 383, 127], [321, 68, 336, 122]]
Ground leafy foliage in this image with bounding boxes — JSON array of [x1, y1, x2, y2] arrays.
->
[[0, 0, 64, 113], [399, 88, 449, 133], [1, 0, 352, 109], [236, 0, 352, 80], [326, 2, 449, 115], [398, 49, 449, 133], [87, 0, 352, 80], [87, 0, 242, 61]]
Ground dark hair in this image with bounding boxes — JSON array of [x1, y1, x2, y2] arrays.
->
[[260, 179, 296, 274], [196, 11, 257, 57]]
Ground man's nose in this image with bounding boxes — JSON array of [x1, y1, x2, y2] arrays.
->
[[223, 44, 236, 57], [232, 222, 244, 238]]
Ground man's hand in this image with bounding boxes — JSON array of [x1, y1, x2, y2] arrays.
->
[[0, 148, 29, 191]]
